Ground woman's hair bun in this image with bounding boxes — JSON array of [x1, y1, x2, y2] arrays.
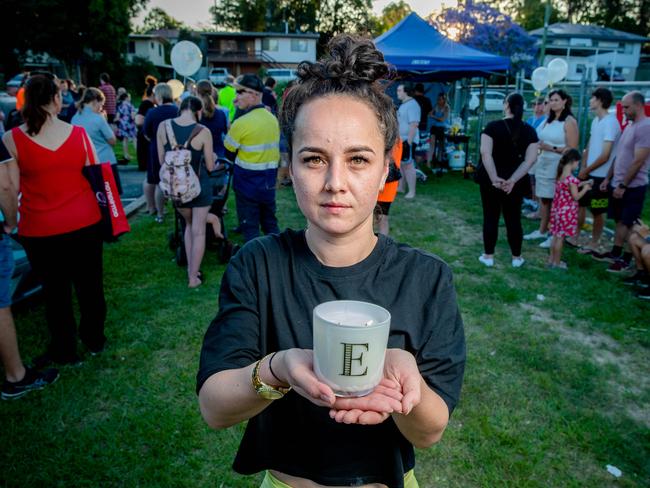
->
[[297, 35, 389, 85], [145, 75, 157, 87]]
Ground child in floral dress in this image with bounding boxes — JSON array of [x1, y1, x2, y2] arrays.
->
[[115, 91, 137, 162], [548, 149, 592, 268]]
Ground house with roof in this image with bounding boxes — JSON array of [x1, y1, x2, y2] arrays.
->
[[127, 34, 172, 70], [201, 31, 319, 75], [530, 23, 649, 81]]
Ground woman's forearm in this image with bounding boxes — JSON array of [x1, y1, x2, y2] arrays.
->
[[481, 154, 499, 182], [392, 377, 449, 448], [198, 361, 272, 429]]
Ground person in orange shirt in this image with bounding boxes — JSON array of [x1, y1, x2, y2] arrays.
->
[[15, 86, 25, 112], [375, 139, 402, 235]]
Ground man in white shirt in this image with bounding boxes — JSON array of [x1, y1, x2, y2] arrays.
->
[[575, 88, 621, 252]]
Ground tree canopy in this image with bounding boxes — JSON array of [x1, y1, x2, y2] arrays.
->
[[137, 6, 186, 33], [431, 2, 538, 73], [3, 0, 148, 81], [371, 0, 412, 35], [486, 0, 649, 38], [209, 0, 375, 54]]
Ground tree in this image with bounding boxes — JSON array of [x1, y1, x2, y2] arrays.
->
[[369, 0, 411, 35], [210, 0, 271, 31], [380, 1, 412, 31], [317, 0, 374, 36], [2, 0, 148, 81], [138, 7, 185, 33], [210, 0, 373, 35], [209, 0, 374, 55], [431, 2, 538, 73], [487, 0, 648, 37]]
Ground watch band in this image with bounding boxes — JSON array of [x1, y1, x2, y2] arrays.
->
[[251, 356, 291, 400]]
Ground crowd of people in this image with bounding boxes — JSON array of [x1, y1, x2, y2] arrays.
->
[[477, 86, 650, 300], [0, 66, 287, 398], [0, 33, 648, 486], [0, 37, 469, 486]]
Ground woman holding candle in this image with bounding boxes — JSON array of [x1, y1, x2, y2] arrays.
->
[[197, 35, 466, 488]]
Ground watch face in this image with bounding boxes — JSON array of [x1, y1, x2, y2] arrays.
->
[[258, 388, 284, 400]]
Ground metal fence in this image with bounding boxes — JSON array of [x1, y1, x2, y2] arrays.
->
[[453, 79, 650, 166]]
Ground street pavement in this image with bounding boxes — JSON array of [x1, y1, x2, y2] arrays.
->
[[116, 165, 144, 207]]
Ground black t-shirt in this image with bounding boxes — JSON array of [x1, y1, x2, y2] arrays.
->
[[137, 99, 155, 118], [478, 119, 538, 186], [143, 104, 179, 165], [413, 94, 433, 131], [197, 229, 466, 487], [262, 87, 277, 115]]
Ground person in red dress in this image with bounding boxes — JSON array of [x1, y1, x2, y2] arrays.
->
[[2, 73, 107, 366], [548, 149, 592, 269]]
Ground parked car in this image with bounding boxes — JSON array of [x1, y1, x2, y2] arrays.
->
[[265, 68, 297, 84], [6, 74, 25, 88], [597, 68, 625, 82], [9, 237, 42, 305], [469, 90, 508, 113], [0, 91, 17, 120], [209, 67, 230, 86]]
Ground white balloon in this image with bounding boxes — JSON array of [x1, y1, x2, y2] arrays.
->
[[531, 67, 549, 92], [170, 41, 203, 77], [547, 58, 568, 84], [167, 79, 184, 100]]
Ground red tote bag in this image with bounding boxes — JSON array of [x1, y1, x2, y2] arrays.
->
[[81, 130, 130, 242]]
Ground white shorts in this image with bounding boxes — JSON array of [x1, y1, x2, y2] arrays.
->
[[535, 176, 556, 199]]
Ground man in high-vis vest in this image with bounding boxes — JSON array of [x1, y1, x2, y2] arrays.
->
[[224, 74, 281, 242]]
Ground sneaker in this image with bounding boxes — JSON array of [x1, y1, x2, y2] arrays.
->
[[1, 367, 59, 400], [622, 271, 648, 287], [577, 246, 597, 256], [539, 236, 553, 248], [512, 257, 525, 268], [524, 230, 547, 240], [606, 259, 634, 274], [478, 255, 494, 267], [591, 251, 620, 263], [636, 288, 650, 300], [546, 261, 568, 270]]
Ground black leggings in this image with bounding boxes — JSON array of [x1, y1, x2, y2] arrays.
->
[[20, 223, 106, 361], [480, 183, 524, 256]]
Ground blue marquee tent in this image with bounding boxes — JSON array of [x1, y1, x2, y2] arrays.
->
[[375, 13, 511, 80]]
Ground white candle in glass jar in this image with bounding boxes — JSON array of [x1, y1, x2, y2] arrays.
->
[[313, 300, 391, 397]]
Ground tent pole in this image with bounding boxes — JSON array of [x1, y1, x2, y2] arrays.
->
[[475, 77, 487, 167]]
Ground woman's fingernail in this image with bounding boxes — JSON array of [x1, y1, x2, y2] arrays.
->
[[321, 394, 332, 403]]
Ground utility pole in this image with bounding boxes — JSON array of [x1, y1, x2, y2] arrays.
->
[[539, 0, 551, 65]]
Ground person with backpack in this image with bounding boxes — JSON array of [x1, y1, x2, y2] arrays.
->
[[157, 96, 215, 288]]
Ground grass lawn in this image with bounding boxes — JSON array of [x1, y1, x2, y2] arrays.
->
[[1, 173, 648, 487]]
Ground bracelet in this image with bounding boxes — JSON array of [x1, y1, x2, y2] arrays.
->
[[268, 352, 283, 384]]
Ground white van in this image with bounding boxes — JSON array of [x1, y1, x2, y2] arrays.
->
[[265, 68, 297, 84]]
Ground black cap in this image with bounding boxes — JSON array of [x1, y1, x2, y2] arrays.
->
[[235, 74, 264, 93]]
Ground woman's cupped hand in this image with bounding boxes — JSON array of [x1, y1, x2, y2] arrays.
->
[[282, 348, 420, 425]]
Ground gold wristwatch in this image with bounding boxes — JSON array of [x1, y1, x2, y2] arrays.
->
[[251, 357, 291, 400]]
